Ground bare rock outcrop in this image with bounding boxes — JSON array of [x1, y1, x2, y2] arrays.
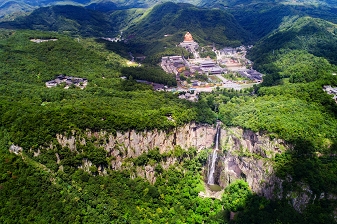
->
[[53, 123, 319, 211], [217, 127, 289, 199], [56, 123, 216, 170], [9, 144, 22, 154], [136, 165, 156, 184], [222, 127, 287, 159]]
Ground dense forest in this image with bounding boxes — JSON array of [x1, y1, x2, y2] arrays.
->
[[1, 1, 337, 223], [0, 146, 228, 223], [0, 29, 215, 149], [0, 29, 220, 223], [0, 3, 251, 63]]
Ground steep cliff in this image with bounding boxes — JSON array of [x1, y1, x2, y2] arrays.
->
[[210, 127, 325, 213], [55, 124, 285, 194], [41, 123, 320, 211], [57, 123, 216, 153], [216, 127, 288, 199], [55, 123, 216, 175]]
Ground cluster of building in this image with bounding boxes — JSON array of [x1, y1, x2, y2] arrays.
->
[[135, 79, 168, 91], [101, 37, 124, 42], [163, 32, 250, 81], [159, 32, 264, 92], [30, 39, 58, 43], [218, 45, 252, 55], [9, 144, 22, 155], [161, 55, 226, 80], [178, 90, 199, 102], [237, 69, 263, 82], [179, 32, 200, 59], [323, 85, 337, 102], [194, 60, 224, 75], [45, 75, 88, 89], [218, 47, 237, 56], [161, 56, 186, 76]]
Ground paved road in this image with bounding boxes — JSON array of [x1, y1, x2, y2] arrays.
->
[[215, 74, 227, 83], [215, 74, 243, 90], [172, 83, 245, 93]]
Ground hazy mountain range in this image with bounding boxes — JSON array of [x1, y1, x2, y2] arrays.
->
[[1, 0, 337, 20], [1, 0, 336, 63]]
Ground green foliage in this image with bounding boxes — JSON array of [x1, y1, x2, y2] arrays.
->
[[0, 143, 225, 223], [223, 72, 251, 82], [222, 179, 252, 212], [0, 2, 252, 65], [85, 144, 107, 166], [254, 49, 337, 86], [272, 50, 334, 83], [220, 94, 337, 148], [230, 4, 301, 41], [199, 49, 217, 59], [147, 148, 162, 162], [0, 29, 213, 150], [3, 3, 337, 223], [121, 66, 177, 86], [257, 80, 337, 113], [134, 153, 149, 166], [234, 196, 303, 224], [275, 150, 337, 194], [108, 8, 147, 31], [221, 178, 337, 223], [0, 5, 117, 37], [249, 16, 337, 86], [210, 20, 337, 213], [122, 2, 251, 57]]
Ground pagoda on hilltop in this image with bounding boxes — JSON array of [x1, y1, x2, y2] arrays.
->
[[179, 32, 199, 50], [184, 32, 194, 42]]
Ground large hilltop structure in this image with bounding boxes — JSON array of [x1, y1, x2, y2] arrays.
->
[[179, 32, 199, 58]]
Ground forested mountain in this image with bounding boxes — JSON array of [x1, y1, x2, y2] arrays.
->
[[125, 2, 250, 44], [0, 1, 33, 21], [0, 5, 116, 36], [0, 30, 211, 148], [120, 2, 252, 61], [2, 0, 337, 223], [1, 0, 337, 21], [248, 16, 337, 85], [0, 2, 252, 63], [229, 4, 302, 40], [0, 2, 250, 41], [0, 28, 219, 223]]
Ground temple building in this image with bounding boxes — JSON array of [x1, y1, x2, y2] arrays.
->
[[179, 32, 199, 49]]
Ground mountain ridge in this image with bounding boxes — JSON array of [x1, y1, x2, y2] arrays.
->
[[1, 0, 337, 20]]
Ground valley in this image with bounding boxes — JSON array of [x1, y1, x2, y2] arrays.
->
[[1, 1, 337, 223]]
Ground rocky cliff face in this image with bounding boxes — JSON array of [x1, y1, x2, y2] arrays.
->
[[53, 123, 317, 212], [56, 124, 286, 195], [209, 127, 322, 213], [215, 127, 288, 199], [56, 122, 216, 170]]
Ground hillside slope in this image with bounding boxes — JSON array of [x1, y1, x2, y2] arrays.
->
[[0, 29, 220, 223], [2, 0, 336, 22], [114, 2, 252, 62], [126, 2, 251, 45], [0, 5, 116, 36], [248, 16, 337, 85], [0, 29, 213, 148]]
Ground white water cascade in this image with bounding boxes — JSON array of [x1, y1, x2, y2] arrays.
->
[[207, 125, 220, 185]]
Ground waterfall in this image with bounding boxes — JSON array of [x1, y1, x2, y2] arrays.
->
[[207, 149, 217, 185], [207, 125, 220, 185]]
